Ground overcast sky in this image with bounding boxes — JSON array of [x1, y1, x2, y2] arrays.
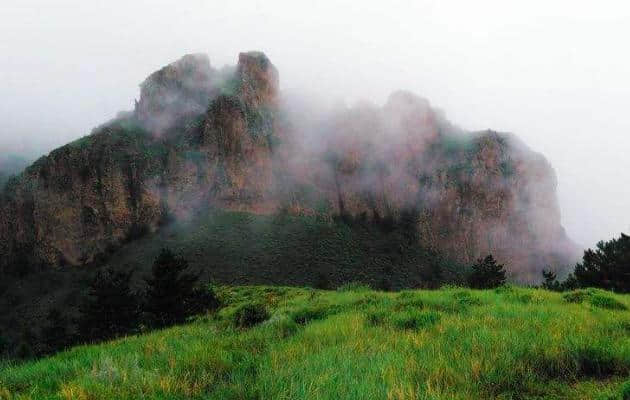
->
[[1, 0, 628, 249]]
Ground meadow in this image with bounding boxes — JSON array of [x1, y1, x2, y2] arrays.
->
[[1, 285, 629, 399]]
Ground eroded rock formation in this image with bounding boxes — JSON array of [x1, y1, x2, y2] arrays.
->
[[0, 51, 579, 280]]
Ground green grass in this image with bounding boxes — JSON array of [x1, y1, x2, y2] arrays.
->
[[1, 286, 629, 399]]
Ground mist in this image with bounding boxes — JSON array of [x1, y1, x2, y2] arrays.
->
[[1, 0, 629, 250]]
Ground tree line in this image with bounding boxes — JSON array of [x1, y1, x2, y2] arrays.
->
[[542, 233, 630, 293], [10, 248, 220, 359]]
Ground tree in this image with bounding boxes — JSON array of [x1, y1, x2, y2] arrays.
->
[[144, 248, 218, 328], [41, 308, 72, 354], [77, 268, 140, 343], [467, 255, 506, 289], [573, 233, 630, 292], [541, 269, 561, 291]]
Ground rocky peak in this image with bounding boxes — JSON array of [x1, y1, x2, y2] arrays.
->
[[135, 53, 216, 133], [383, 91, 439, 153], [236, 51, 279, 108]]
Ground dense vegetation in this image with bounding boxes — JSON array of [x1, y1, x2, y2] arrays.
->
[[0, 209, 458, 360], [543, 232, 630, 293], [1, 285, 628, 399]]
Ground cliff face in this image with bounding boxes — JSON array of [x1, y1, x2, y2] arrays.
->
[[0, 51, 278, 268], [0, 51, 579, 280]]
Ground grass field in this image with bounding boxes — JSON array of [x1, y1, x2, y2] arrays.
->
[[1, 285, 629, 399]]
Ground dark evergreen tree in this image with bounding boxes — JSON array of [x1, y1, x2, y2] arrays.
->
[[77, 268, 139, 343], [561, 273, 580, 291], [467, 255, 506, 289], [144, 248, 218, 328], [573, 233, 630, 292], [41, 308, 72, 354], [541, 269, 561, 291]]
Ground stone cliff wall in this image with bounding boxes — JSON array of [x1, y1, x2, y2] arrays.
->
[[0, 51, 579, 280]]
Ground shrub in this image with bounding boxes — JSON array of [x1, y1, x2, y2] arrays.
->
[[392, 310, 441, 331], [291, 305, 329, 325], [452, 290, 482, 306], [563, 290, 590, 304], [589, 294, 627, 310], [233, 303, 270, 328], [467, 255, 506, 289], [365, 310, 388, 326], [573, 346, 627, 378], [268, 316, 298, 339]]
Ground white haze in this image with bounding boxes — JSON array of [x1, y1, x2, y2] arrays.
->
[[1, 0, 628, 250]]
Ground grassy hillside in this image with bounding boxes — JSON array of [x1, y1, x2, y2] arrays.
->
[[0, 209, 454, 358], [1, 285, 629, 399]]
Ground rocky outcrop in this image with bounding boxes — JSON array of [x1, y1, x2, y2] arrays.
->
[[0, 51, 579, 280], [0, 51, 279, 268], [135, 53, 216, 134]]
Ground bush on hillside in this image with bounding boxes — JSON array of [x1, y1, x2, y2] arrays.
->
[[589, 294, 627, 310], [233, 303, 270, 328], [392, 310, 441, 331], [467, 255, 506, 289]]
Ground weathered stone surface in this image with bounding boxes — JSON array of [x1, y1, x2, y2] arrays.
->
[[0, 51, 579, 280]]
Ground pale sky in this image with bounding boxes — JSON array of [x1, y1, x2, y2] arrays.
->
[[1, 0, 628, 249]]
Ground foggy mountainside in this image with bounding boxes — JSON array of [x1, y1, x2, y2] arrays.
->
[[1, 51, 629, 400], [0, 51, 579, 282], [3, 0, 630, 396]]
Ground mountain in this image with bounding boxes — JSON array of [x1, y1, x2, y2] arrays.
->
[[0, 51, 579, 281]]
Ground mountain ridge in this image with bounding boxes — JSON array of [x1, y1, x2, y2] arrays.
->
[[0, 51, 579, 281]]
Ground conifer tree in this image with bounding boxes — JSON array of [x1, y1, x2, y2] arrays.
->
[[144, 248, 218, 328], [77, 268, 139, 342], [467, 255, 506, 289]]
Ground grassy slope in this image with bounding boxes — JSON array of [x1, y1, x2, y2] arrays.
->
[[1, 286, 629, 399]]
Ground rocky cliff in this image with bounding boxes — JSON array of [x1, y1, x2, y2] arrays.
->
[[0, 51, 579, 281]]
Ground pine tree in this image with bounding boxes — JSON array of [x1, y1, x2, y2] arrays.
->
[[541, 269, 561, 291], [574, 233, 630, 292], [144, 248, 217, 328], [467, 255, 506, 289], [77, 268, 140, 343]]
